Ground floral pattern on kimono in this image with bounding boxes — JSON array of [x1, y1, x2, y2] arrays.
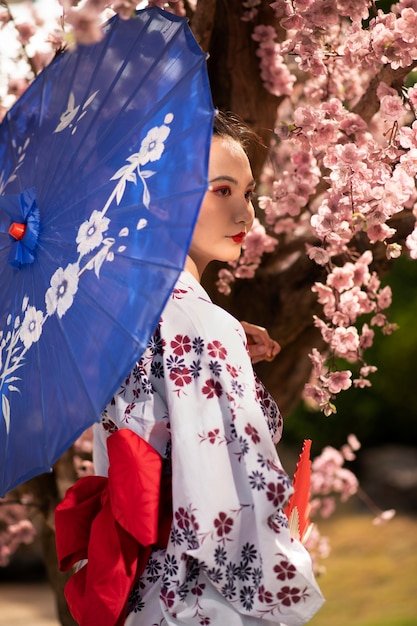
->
[[93, 271, 324, 626]]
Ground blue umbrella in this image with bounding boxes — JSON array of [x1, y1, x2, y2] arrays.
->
[[0, 7, 214, 496]]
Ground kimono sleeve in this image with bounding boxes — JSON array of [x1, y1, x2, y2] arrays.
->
[[160, 296, 324, 625]]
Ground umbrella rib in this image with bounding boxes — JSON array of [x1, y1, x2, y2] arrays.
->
[[2, 99, 32, 192], [49, 308, 105, 414], [54, 62, 210, 213], [85, 51, 207, 176], [51, 22, 203, 192], [40, 11, 180, 201], [36, 50, 81, 197], [41, 163, 209, 225]]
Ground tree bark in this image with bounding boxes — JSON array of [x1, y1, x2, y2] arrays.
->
[[353, 62, 417, 123], [189, 0, 217, 51], [204, 0, 282, 179]]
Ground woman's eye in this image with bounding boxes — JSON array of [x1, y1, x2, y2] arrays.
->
[[213, 186, 231, 197], [245, 189, 256, 201]]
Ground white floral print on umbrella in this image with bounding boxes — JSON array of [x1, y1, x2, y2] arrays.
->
[[45, 263, 80, 319], [0, 106, 175, 434], [20, 305, 44, 349], [76, 210, 110, 256]]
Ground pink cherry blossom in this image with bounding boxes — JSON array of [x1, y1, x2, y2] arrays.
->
[[0, 494, 37, 566], [406, 226, 417, 258], [373, 509, 396, 525], [340, 444, 356, 461], [326, 370, 352, 394], [313, 315, 334, 344], [252, 25, 296, 97], [14, 21, 36, 46], [371, 312, 388, 327], [0, 9, 11, 26], [326, 266, 355, 292], [379, 94, 408, 122], [330, 326, 360, 356], [359, 324, 375, 350], [306, 245, 330, 266], [309, 347, 327, 376], [347, 433, 361, 451], [303, 382, 331, 407], [111, 1, 139, 20], [377, 285, 392, 309], [310, 442, 359, 505], [65, 6, 105, 45], [367, 222, 397, 243], [7, 77, 30, 99]]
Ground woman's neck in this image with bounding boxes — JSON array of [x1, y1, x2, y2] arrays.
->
[[184, 256, 201, 282]]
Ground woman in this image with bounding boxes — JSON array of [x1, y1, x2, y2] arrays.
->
[[57, 111, 324, 626]]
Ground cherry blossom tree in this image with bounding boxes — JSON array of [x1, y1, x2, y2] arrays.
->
[[201, 0, 417, 419], [1, 0, 414, 622]]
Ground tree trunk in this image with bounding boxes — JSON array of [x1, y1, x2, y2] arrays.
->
[[194, 0, 323, 416], [204, 0, 282, 179]]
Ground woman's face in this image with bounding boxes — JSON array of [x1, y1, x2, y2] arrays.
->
[[188, 135, 255, 276]]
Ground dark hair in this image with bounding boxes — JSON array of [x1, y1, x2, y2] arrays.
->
[[212, 110, 264, 159]]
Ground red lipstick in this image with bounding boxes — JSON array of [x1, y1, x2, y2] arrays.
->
[[231, 232, 246, 243]]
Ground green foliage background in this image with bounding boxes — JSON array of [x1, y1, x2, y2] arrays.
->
[[286, 255, 417, 456]]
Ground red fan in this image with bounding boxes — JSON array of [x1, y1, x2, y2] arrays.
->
[[284, 439, 313, 543]]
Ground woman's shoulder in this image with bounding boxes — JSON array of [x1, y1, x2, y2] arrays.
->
[[168, 271, 210, 305], [160, 271, 247, 346], [169, 272, 240, 321]]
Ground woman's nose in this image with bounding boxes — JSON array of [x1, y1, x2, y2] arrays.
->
[[235, 197, 255, 226]]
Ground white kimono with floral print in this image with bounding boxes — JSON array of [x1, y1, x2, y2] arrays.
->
[[94, 271, 324, 626]]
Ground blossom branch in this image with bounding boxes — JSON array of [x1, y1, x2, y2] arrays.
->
[[353, 62, 417, 123]]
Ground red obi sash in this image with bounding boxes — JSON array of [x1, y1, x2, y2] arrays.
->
[[55, 429, 172, 626]]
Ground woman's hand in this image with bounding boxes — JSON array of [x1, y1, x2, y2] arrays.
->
[[240, 321, 281, 364]]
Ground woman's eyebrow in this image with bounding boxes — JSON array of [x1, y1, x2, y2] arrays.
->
[[209, 175, 238, 185], [209, 176, 256, 187]]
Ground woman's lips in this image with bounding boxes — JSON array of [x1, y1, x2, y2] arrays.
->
[[231, 232, 246, 243]]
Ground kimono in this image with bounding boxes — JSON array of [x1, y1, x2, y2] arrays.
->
[[93, 271, 324, 626]]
